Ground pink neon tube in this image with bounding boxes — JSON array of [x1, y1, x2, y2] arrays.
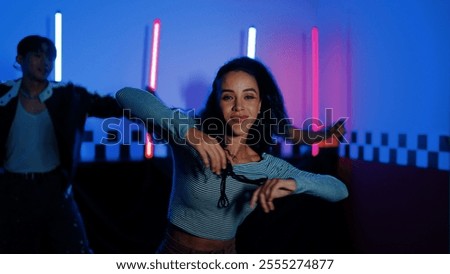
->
[[311, 26, 319, 156], [145, 19, 161, 159]]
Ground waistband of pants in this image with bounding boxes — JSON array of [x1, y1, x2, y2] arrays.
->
[[4, 166, 62, 181], [164, 223, 236, 253]]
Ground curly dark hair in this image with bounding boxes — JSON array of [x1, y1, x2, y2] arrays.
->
[[199, 57, 291, 154]]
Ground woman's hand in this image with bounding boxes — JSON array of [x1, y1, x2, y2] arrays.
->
[[250, 178, 297, 213], [185, 128, 227, 175]]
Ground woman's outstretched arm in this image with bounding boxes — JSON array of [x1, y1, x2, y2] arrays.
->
[[116, 87, 226, 174]]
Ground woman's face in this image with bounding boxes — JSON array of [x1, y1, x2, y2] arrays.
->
[[219, 70, 261, 138]]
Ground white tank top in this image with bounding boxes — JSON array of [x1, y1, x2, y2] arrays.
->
[[4, 101, 60, 173]]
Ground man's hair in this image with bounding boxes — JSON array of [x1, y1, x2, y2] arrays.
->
[[17, 35, 57, 60]]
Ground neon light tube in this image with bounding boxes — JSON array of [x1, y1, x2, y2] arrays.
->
[[311, 26, 319, 156], [145, 19, 161, 159], [145, 133, 154, 159], [54, 11, 62, 82], [148, 18, 161, 92], [247, 26, 256, 59]]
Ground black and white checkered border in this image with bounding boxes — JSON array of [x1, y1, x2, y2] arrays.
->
[[338, 131, 449, 171], [80, 127, 168, 162], [80, 126, 449, 171]]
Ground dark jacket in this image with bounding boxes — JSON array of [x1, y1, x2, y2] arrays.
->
[[0, 79, 123, 180]]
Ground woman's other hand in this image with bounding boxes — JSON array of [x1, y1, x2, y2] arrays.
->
[[250, 178, 296, 213]]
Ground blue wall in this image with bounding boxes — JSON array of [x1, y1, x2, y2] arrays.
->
[[1, 0, 449, 170]]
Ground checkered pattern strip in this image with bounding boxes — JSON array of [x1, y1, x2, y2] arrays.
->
[[339, 131, 449, 171], [80, 123, 449, 171]]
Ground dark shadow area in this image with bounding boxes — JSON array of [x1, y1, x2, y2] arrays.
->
[[74, 159, 172, 253], [346, 159, 449, 253], [236, 195, 353, 253]]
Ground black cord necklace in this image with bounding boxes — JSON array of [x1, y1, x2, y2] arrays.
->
[[217, 163, 267, 208]]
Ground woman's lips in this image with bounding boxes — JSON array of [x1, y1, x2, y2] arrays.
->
[[230, 115, 249, 123]]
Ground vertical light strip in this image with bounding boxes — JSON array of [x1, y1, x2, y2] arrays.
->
[[311, 26, 320, 156], [145, 19, 161, 159], [145, 133, 154, 159], [247, 26, 257, 59], [148, 18, 161, 92], [54, 11, 62, 82]]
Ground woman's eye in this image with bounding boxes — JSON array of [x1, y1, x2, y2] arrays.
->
[[245, 95, 256, 100], [222, 95, 233, 101]]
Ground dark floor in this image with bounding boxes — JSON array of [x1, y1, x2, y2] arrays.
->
[[73, 149, 449, 254]]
